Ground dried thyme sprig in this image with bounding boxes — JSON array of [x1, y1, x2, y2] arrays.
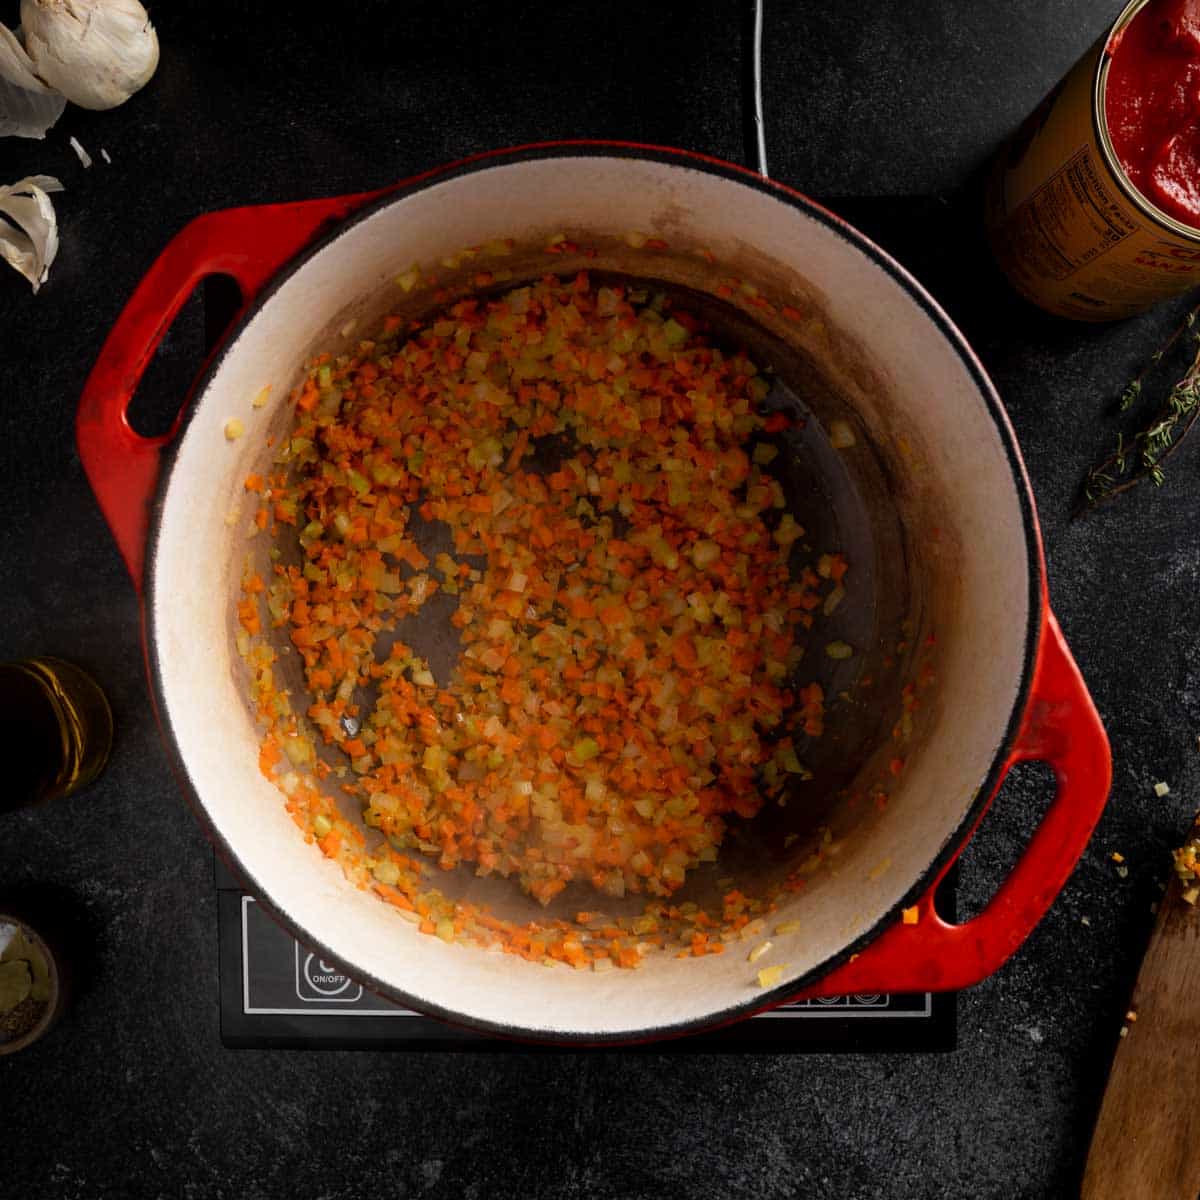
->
[[1077, 304, 1200, 516]]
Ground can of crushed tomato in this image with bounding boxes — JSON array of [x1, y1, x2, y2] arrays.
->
[[985, 0, 1200, 321]]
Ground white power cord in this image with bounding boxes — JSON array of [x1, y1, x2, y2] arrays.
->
[[752, 0, 769, 178]]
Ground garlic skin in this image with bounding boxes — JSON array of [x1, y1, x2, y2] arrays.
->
[[20, 0, 158, 111]]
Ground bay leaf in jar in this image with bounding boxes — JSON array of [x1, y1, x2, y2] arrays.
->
[[0, 959, 32, 1013]]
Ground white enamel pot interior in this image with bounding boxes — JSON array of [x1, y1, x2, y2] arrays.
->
[[147, 148, 1038, 1041]]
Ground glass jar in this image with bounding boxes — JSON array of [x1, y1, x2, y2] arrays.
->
[[0, 657, 113, 813]]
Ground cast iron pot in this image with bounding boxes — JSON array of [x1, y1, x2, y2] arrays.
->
[[77, 144, 1111, 1043]]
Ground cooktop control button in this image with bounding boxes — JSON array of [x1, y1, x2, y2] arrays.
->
[[296, 951, 364, 1002]]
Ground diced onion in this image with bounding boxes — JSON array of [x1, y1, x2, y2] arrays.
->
[[829, 420, 856, 449]]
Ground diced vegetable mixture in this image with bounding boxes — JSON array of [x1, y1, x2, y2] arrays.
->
[[238, 272, 847, 967]]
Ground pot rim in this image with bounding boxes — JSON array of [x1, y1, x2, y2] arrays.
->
[[144, 141, 1045, 1045]]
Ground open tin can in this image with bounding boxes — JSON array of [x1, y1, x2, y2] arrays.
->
[[986, 0, 1200, 321]]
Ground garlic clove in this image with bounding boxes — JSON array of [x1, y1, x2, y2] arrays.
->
[[19, 174, 63, 193], [0, 174, 64, 292], [20, 0, 159, 112], [0, 23, 66, 138]]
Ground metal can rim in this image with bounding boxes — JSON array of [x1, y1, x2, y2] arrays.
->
[[1093, 0, 1200, 244]]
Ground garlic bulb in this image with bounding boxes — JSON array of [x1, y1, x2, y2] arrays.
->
[[0, 23, 66, 137], [20, 0, 158, 111]]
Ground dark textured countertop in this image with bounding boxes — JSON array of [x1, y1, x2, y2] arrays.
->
[[2, 2, 1198, 1197]]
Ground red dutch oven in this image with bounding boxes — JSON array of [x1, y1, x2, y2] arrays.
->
[[76, 144, 1111, 1043]]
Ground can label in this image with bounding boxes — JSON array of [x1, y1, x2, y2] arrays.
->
[[985, 2, 1200, 321]]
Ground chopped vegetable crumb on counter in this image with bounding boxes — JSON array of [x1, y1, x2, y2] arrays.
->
[[901, 906, 919, 925], [235, 272, 876, 968], [224, 418, 245, 441], [1154, 780, 1171, 798], [1172, 821, 1200, 905]]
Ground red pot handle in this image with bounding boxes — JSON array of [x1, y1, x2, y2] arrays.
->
[[790, 608, 1111, 1000], [76, 188, 392, 590]]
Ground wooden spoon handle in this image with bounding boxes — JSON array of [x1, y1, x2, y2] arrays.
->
[[1082, 878, 1200, 1199]]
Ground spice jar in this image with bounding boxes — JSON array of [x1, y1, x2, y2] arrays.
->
[[0, 915, 64, 1055]]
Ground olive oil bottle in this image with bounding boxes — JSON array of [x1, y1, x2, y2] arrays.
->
[[0, 658, 113, 813]]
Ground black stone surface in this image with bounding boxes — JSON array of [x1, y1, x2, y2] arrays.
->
[[1, 2, 1196, 1197]]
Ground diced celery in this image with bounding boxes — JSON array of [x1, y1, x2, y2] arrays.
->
[[373, 860, 401, 886], [773, 514, 803, 546], [572, 737, 600, 762], [663, 318, 688, 347]]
